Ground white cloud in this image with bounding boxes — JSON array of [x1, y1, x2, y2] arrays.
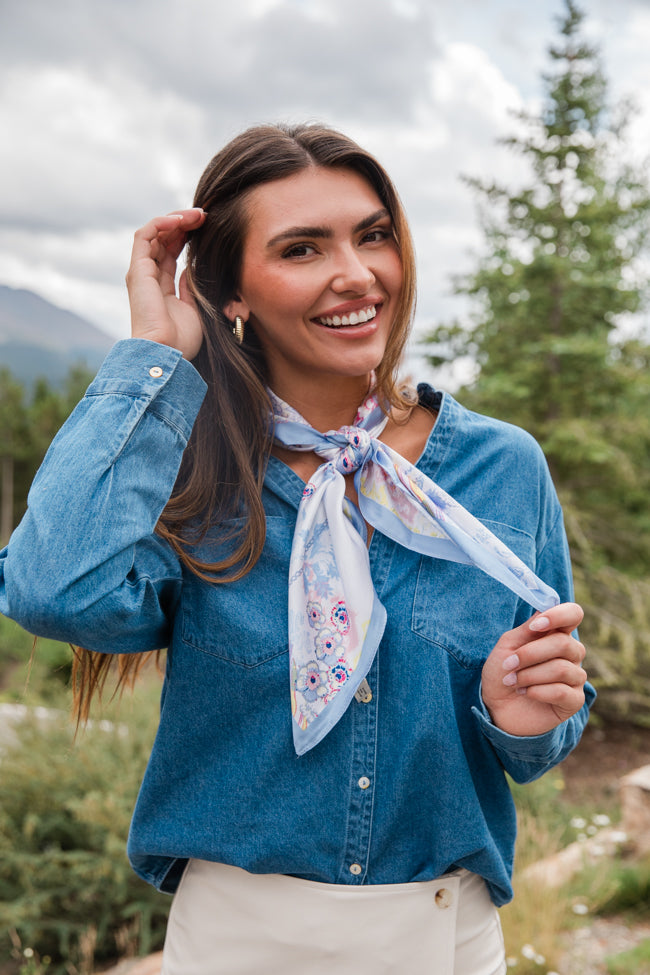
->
[[1, 65, 207, 232], [1, 0, 650, 378]]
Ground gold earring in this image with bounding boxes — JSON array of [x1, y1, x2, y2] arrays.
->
[[232, 315, 245, 344]]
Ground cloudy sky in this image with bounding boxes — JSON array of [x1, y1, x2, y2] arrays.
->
[[2, 0, 650, 382]]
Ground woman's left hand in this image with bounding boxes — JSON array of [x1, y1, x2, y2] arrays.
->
[[481, 602, 587, 737]]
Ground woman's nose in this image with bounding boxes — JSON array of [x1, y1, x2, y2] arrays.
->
[[330, 247, 376, 294]]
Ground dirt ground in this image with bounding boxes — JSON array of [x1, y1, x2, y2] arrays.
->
[[560, 718, 650, 807], [555, 720, 650, 974]]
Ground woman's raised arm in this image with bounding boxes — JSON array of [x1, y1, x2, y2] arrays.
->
[[126, 208, 207, 359]]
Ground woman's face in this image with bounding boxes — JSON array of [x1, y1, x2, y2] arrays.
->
[[224, 165, 403, 401]]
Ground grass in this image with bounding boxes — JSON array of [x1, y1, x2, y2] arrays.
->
[[606, 939, 650, 975], [500, 793, 574, 973], [500, 774, 650, 974]]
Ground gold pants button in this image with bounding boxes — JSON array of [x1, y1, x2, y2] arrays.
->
[[434, 887, 453, 909]]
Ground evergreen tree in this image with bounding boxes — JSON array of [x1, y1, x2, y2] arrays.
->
[[424, 0, 650, 724], [0, 366, 94, 543], [0, 370, 30, 545]]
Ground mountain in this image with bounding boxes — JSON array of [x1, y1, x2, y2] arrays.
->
[[0, 285, 116, 388]]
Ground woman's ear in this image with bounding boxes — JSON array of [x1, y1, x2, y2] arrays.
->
[[223, 296, 250, 323]]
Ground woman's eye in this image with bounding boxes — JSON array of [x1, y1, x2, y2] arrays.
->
[[361, 229, 391, 244], [282, 243, 316, 258]]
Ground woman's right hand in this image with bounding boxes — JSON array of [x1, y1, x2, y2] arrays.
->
[[125, 208, 207, 360]]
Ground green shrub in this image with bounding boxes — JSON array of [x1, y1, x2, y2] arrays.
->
[[0, 615, 72, 704], [0, 694, 169, 974], [565, 853, 650, 921], [607, 938, 650, 975]]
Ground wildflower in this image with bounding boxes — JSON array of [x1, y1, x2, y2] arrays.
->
[[506, 959, 518, 968], [521, 945, 536, 960], [592, 814, 611, 827], [570, 816, 587, 829], [572, 902, 589, 915]]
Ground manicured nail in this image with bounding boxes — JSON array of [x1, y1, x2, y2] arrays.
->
[[503, 653, 520, 671], [529, 616, 550, 632], [503, 672, 518, 687]]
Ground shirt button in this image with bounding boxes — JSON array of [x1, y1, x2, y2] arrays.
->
[[149, 366, 164, 378], [354, 678, 372, 704], [349, 863, 362, 876], [358, 776, 371, 790], [435, 887, 453, 909]]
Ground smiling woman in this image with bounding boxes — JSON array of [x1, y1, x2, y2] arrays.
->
[[0, 122, 593, 975], [224, 167, 403, 410]]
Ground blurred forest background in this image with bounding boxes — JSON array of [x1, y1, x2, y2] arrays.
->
[[424, 0, 650, 727], [0, 2, 649, 973]]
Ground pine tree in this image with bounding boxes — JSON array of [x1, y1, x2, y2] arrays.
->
[[424, 0, 650, 724], [0, 371, 30, 545], [0, 366, 94, 543]]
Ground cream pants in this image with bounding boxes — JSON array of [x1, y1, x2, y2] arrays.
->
[[161, 859, 506, 975]]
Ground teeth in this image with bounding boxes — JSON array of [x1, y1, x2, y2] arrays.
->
[[318, 305, 377, 328]]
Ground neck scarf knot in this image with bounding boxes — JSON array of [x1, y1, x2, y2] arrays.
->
[[323, 426, 373, 473], [270, 387, 559, 756]]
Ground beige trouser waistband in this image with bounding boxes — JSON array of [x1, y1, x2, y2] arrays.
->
[[162, 859, 506, 975]]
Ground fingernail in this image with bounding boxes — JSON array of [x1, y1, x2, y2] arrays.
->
[[503, 672, 518, 687], [502, 653, 520, 671], [530, 616, 550, 632]]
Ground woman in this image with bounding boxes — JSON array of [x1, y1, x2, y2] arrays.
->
[[0, 123, 592, 975]]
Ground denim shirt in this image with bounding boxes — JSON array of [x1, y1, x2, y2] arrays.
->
[[0, 339, 594, 906]]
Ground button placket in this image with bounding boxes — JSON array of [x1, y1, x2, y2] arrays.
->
[[338, 535, 388, 885], [339, 659, 378, 885]]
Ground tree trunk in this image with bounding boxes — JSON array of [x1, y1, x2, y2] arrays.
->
[[1, 454, 14, 545]]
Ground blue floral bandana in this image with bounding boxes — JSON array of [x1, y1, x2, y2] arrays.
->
[[270, 388, 559, 756]]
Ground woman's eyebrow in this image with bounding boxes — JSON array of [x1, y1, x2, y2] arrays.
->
[[353, 208, 391, 233], [266, 208, 391, 249], [266, 225, 333, 248]]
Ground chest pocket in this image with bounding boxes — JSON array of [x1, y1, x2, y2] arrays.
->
[[411, 520, 537, 669], [181, 517, 292, 668]]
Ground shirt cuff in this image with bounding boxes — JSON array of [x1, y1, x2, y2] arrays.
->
[[472, 688, 566, 765], [85, 338, 207, 444]]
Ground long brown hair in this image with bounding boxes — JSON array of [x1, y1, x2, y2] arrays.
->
[[71, 122, 417, 721]]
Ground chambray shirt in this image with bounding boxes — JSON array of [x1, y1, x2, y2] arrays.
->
[[0, 339, 594, 906]]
